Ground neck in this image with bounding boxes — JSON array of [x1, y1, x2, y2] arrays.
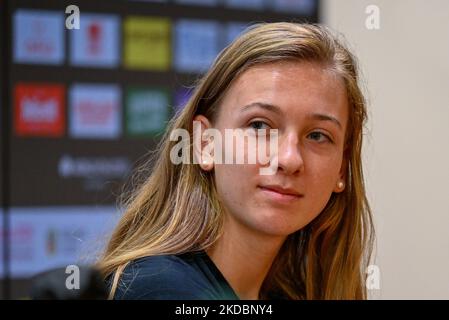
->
[[206, 217, 286, 300]]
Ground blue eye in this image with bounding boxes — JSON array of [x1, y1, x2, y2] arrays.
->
[[249, 121, 270, 130], [307, 131, 332, 143]]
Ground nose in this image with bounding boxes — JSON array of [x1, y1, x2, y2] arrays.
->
[[276, 133, 304, 175]]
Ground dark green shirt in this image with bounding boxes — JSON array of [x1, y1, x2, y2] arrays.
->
[[111, 250, 240, 300]]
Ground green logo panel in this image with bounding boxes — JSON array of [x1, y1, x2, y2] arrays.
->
[[126, 88, 170, 137]]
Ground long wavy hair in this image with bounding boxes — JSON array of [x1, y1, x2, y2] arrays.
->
[[96, 22, 375, 300]]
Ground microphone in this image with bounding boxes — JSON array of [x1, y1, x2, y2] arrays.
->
[[30, 265, 109, 300]]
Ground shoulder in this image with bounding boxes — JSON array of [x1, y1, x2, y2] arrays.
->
[[112, 254, 213, 300]]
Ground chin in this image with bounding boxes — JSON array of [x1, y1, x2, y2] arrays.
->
[[251, 218, 303, 238], [249, 209, 312, 237]]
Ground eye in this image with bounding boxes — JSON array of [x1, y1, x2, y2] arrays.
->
[[307, 131, 332, 143], [248, 120, 271, 131]]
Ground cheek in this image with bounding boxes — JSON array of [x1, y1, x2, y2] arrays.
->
[[214, 164, 255, 208], [310, 167, 338, 190], [306, 156, 342, 203]]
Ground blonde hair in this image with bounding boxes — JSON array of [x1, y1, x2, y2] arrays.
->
[[97, 22, 375, 300]]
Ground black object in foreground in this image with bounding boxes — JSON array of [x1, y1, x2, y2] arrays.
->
[[30, 266, 108, 300]]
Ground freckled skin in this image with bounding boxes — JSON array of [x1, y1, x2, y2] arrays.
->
[[197, 61, 348, 238]]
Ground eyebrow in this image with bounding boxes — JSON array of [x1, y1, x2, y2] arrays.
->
[[308, 113, 342, 130], [240, 102, 282, 116], [240, 102, 343, 130]]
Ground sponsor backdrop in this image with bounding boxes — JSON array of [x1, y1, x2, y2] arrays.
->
[[2, 0, 319, 298]]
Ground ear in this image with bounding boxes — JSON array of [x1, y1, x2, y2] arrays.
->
[[333, 154, 348, 193], [193, 114, 214, 172]]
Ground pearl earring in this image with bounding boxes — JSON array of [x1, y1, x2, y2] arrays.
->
[[337, 181, 344, 189], [202, 156, 213, 166]]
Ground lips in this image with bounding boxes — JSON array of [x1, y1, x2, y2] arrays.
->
[[259, 185, 303, 198]]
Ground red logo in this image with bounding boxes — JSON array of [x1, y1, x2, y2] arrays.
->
[[14, 83, 65, 137], [87, 22, 102, 55]]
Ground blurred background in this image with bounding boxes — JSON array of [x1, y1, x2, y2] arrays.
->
[[1, 0, 448, 299]]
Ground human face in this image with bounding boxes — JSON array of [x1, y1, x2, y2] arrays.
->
[[196, 61, 348, 238]]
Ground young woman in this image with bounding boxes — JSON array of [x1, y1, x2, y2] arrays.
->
[[97, 22, 375, 300]]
